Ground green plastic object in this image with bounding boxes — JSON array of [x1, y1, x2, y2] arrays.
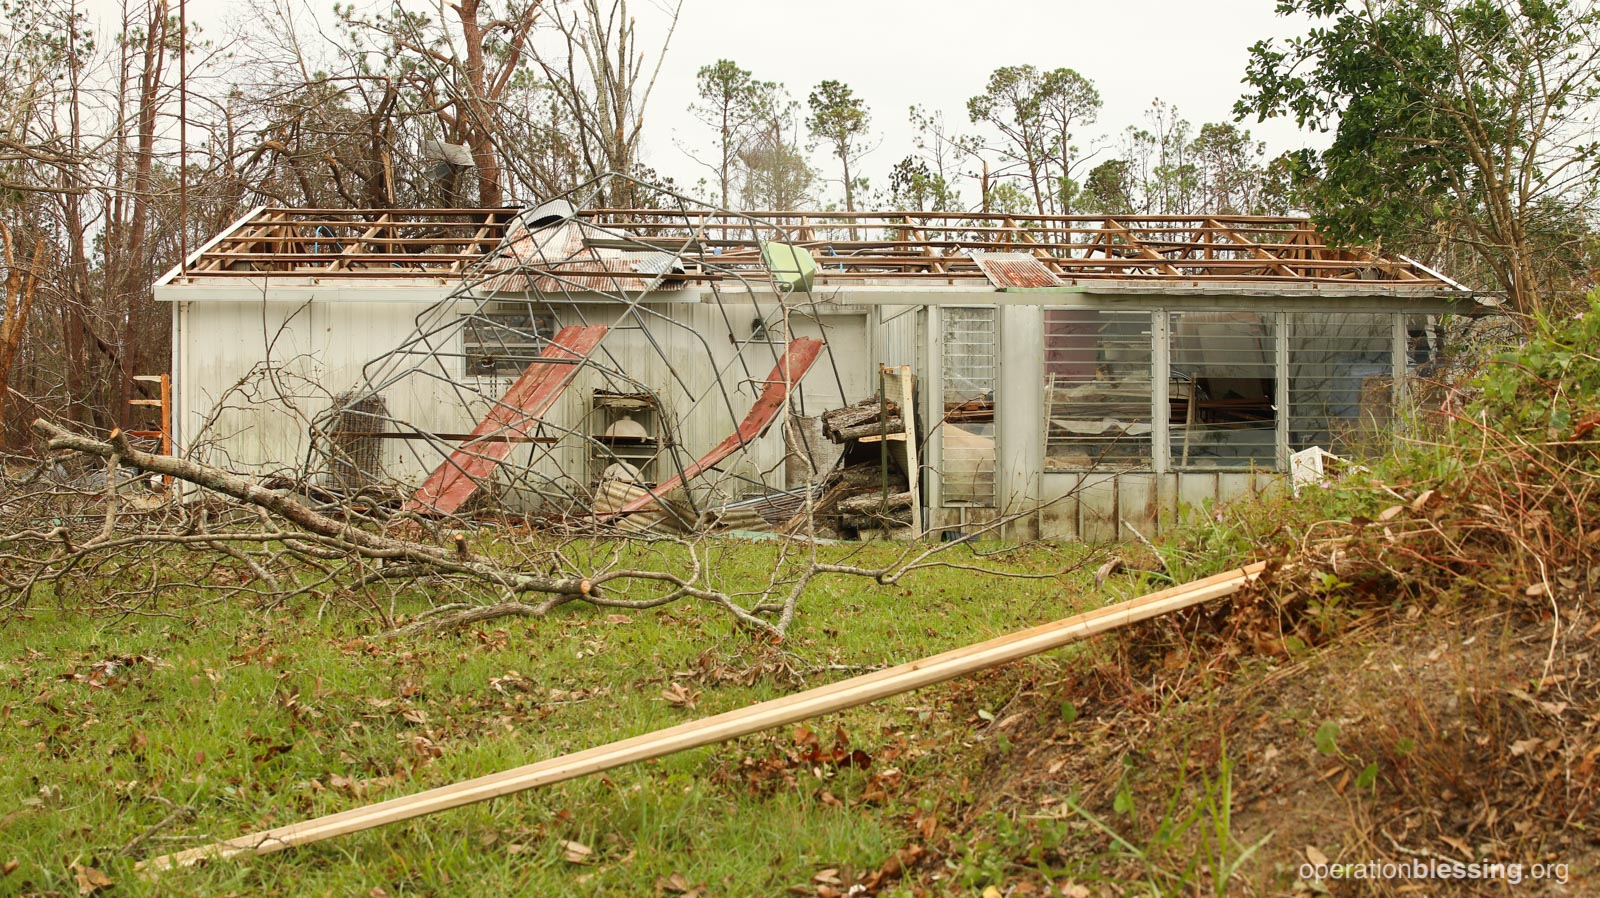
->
[[760, 241, 817, 294]]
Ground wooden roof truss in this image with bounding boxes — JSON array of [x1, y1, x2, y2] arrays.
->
[[172, 207, 1458, 289]]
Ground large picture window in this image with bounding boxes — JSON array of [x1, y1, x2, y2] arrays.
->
[[1043, 310, 1153, 470]]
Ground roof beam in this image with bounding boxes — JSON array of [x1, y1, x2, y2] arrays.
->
[[1101, 218, 1183, 276], [1203, 218, 1300, 279], [327, 213, 393, 272]]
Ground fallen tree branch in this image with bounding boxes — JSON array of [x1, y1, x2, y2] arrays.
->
[[32, 420, 595, 599]]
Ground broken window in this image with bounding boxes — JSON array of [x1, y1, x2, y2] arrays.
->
[[461, 305, 559, 377], [1169, 311, 1277, 469], [1288, 313, 1394, 455], [1044, 310, 1153, 470], [940, 307, 996, 507]]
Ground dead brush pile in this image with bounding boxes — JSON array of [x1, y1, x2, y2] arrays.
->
[[888, 307, 1600, 896]]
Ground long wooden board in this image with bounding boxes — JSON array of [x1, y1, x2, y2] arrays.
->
[[142, 560, 1268, 870], [599, 338, 826, 520], [404, 324, 607, 516]]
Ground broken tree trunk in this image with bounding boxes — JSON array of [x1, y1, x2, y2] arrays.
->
[[778, 462, 902, 534], [141, 560, 1270, 870], [837, 490, 914, 515], [822, 397, 899, 444], [829, 415, 905, 445]]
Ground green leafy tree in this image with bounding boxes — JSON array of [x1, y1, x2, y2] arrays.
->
[[1078, 159, 1136, 214], [1189, 122, 1265, 215], [1237, 0, 1600, 314], [967, 65, 1050, 216], [1037, 67, 1101, 213], [688, 60, 776, 209], [805, 79, 870, 211], [742, 89, 813, 210], [887, 156, 959, 211], [908, 105, 984, 210], [969, 65, 1102, 215]]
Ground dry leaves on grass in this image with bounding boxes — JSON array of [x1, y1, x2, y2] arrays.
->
[[656, 871, 704, 896], [72, 864, 112, 895], [659, 682, 699, 709], [558, 839, 593, 864]]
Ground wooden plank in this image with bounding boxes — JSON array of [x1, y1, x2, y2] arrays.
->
[[140, 560, 1269, 870], [894, 365, 922, 538], [403, 324, 607, 516], [599, 338, 825, 520], [326, 214, 393, 272]]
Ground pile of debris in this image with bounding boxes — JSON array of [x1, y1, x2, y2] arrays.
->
[[779, 394, 920, 540]]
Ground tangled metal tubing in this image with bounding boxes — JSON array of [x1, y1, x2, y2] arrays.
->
[[305, 173, 851, 533]]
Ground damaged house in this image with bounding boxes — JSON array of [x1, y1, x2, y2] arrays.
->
[[155, 190, 1473, 541]]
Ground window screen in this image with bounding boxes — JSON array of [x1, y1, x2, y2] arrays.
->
[[940, 307, 996, 507], [1170, 311, 1277, 469], [1044, 310, 1153, 470], [1288, 313, 1394, 455]]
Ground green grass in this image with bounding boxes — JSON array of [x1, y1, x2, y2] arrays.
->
[[0, 540, 1106, 897]]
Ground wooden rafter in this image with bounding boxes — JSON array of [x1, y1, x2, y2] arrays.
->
[[1101, 218, 1182, 276], [1204, 218, 1299, 278], [168, 207, 1460, 288], [327, 213, 393, 272], [1001, 217, 1070, 276]]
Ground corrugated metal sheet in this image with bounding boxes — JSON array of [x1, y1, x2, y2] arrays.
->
[[478, 219, 688, 294], [970, 251, 1063, 289]]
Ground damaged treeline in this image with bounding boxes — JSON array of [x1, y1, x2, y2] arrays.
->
[[0, 417, 1078, 637]]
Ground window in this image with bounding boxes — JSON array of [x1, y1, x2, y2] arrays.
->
[[1043, 310, 1153, 470], [941, 307, 996, 507], [1170, 311, 1277, 469], [1288, 313, 1393, 455], [461, 305, 559, 377]]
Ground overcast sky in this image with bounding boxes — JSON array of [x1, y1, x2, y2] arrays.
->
[[637, 0, 1330, 201], [89, 0, 1332, 206]]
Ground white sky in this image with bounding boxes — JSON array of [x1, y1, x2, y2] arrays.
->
[[637, 0, 1330, 203], [85, 0, 1332, 206]]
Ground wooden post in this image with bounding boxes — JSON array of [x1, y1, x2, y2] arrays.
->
[[159, 372, 172, 460], [141, 561, 1269, 871], [127, 374, 174, 485], [896, 365, 922, 538]]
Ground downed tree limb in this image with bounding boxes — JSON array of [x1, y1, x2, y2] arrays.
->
[[31, 420, 595, 598], [821, 397, 898, 443], [837, 490, 914, 516], [140, 560, 1270, 871]]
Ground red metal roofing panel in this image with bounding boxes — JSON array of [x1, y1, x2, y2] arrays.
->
[[970, 251, 1064, 289]]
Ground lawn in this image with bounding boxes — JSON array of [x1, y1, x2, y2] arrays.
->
[[0, 540, 1108, 897]]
